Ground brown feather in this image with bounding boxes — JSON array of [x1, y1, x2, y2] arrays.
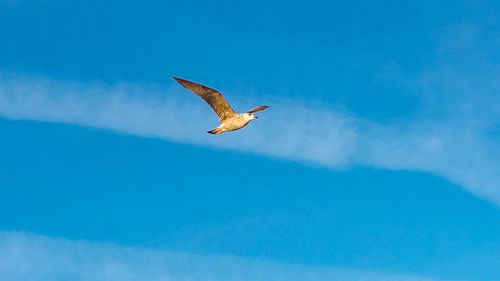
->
[[246, 105, 270, 114], [173, 77, 236, 121]]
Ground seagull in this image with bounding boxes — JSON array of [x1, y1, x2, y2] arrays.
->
[[173, 77, 269, 135]]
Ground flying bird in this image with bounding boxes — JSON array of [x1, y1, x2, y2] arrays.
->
[[173, 77, 269, 135]]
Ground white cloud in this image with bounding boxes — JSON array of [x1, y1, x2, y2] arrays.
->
[[0, 230, 450, 281], [0, 70, 499, 205]]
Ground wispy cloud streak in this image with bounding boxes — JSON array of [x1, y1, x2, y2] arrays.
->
[[0, 70, 499, 204], [0, 231, 450, 281]]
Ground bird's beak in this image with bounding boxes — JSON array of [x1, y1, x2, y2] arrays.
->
[[254, 116, 258, 119]]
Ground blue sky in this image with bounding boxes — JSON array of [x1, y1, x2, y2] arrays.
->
[[0, 0, 499, 280]]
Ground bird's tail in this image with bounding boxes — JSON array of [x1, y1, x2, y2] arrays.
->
[[207, 128, 223, 135]]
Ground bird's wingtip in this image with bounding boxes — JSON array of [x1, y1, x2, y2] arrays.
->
[[173, 76, 191, 85]]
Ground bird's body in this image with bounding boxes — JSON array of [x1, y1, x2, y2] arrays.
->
[[208, 113, 254, 134], [173, 77, 269, 134]]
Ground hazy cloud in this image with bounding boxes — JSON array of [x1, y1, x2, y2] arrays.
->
[[0, 231, 450, 281], [1, 12, 499, 203], [0, 68, 499, 205]]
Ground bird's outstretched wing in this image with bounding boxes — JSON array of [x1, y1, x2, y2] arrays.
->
[[246, 105, 270, 114], [173, 77, 236, 121]]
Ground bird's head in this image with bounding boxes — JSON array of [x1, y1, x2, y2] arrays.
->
[[243, 113, 258, 120]]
